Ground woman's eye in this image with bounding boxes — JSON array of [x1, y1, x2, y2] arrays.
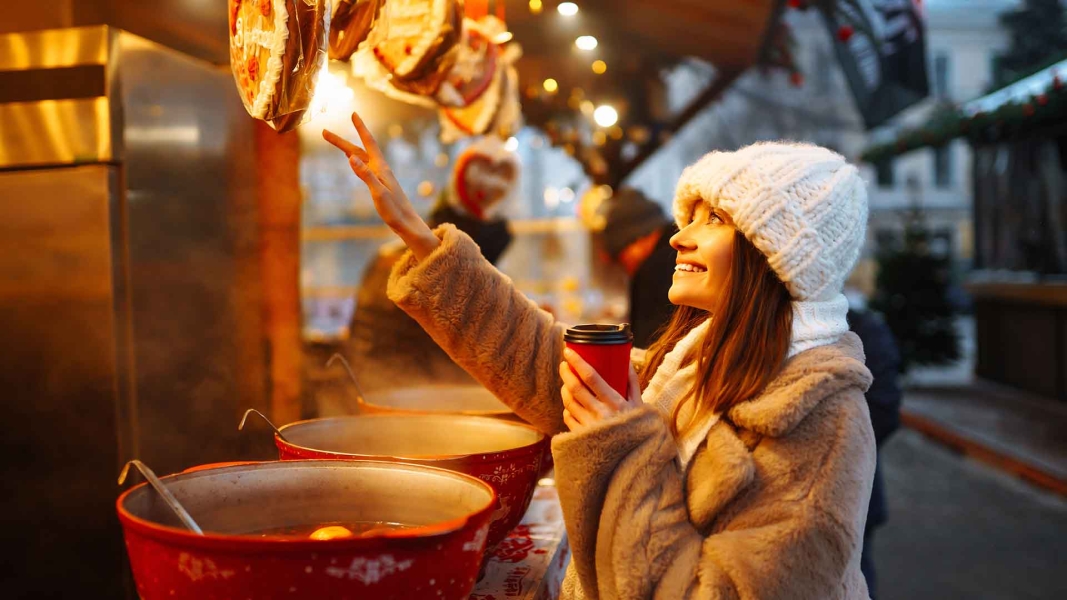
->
[[707, 212, 723, 224]]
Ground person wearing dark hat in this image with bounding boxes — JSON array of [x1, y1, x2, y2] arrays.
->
[[593, 186, 678, 348], [343, 136, 518, 395]]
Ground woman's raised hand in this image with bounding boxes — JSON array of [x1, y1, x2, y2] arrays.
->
[[322, 112, 440, 260]]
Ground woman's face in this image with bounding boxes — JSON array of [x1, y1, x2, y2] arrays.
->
[[668, 203, 735, 312]]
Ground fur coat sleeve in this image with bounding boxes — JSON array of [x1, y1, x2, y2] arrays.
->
[[387, 224, 568, 435]]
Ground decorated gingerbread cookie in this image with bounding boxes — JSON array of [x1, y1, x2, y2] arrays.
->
[[228, 0, 330, 132]]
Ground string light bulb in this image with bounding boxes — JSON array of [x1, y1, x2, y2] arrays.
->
[[592, 60, 607, 74], [529, 0, 543, 14], [593, 105, 618, 128], [543, 78, 559, 93], [558, 2, 579, 16], [575, 36, 598, 51]]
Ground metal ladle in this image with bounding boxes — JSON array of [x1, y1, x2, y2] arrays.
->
[[326, 353, 368, 413], [238, 408, 290, 442], [118, 460, 204, 535]]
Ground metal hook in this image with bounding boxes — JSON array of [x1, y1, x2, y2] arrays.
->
[[239, 408, 289, 442], [118, 460, 204, 535], [326, 353, 367, 412]]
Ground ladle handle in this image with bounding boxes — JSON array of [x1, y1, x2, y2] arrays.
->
[[326, 353, 368, 412], [239, 408, 287, 441], [118, 460, 204, 535]]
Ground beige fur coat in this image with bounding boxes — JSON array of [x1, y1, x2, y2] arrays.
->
[[388, 225, 877, 600]]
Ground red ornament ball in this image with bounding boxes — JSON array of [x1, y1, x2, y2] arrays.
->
[[837, 25, 855, 42], [1037, 94, 1049, 106], [1053, 75, 1063, 90], [790, 72, 805, 87], [787, 0, 805, 8]]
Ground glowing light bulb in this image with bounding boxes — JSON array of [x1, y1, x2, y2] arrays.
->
[[558, 2, 578, 16], [575, 36, 598, 51], [543, 78, 559, 93], [593, 105, 618, 128], [529, 0, 543, 14], [592, 60, 607, 74]]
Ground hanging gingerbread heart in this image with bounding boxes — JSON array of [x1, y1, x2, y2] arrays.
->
[[450, 136, 521, 220], [434, 16, 505, 108], [228, 0, 330, 133]]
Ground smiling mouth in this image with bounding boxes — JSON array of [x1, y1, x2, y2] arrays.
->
[[675, 263, 707, 273]]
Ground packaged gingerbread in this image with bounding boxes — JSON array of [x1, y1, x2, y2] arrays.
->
[[229, 0, 331, 133]]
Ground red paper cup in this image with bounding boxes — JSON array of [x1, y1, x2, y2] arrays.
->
[[563, 324, 633, 397]]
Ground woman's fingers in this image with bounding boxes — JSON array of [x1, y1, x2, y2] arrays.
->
[[563, 408, 580, 431], [561, 383, 597, 424], [562, 349, 623, 409], [321, 129, 370, 163], [349, 111, 385, 162], [559, 361, 612, 418], [348, 155, 390, 200]]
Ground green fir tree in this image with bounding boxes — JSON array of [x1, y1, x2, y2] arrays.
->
[[870, 208, 961, 374], [994, 0, 1067, 87]]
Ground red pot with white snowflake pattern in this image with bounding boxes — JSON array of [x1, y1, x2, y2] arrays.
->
[[117, 460, 495, 600], [273, 414, 548, 552]]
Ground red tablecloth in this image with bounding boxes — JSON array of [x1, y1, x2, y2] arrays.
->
[[470, 480, 571, 600]]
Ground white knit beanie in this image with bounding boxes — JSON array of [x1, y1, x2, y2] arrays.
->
[[674, 142, 867, 301], [673, 142, 868, 356]]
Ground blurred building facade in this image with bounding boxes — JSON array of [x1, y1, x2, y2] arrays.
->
[[863, 0, 1019, 287]]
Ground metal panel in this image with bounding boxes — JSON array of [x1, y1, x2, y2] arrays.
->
[[0, 24, 110, 70], [114, 29, 269, 475], [0, 98, 113, 166], [0, 27, 268, 597], [0, 26, 116, 167], [0, 164, 128, 597]]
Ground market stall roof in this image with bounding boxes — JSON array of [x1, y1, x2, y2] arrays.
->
[[860, 57, 1067, 163], [506, 0, 774, 103]]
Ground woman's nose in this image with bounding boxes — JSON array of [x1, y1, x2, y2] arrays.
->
[[670, 228, 695, 251]]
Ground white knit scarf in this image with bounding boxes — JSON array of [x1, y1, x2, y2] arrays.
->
[[641, 293, 850, 469]]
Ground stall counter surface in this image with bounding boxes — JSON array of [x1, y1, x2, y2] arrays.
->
[[470, 477, 570, 600]]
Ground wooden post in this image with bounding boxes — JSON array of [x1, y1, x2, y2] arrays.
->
[[254, 121, 304, 426]]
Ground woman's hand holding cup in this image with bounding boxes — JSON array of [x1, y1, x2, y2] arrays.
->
[[559, 348, 642, 433], [322, 113, 440, 260]]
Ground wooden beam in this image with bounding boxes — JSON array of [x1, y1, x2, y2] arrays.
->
[[254, 121, 304, 426]]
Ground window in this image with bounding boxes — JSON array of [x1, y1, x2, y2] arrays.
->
[[934, 51, 950, 99], [876, 159, 895, 188], [934, 144, 953, 188]]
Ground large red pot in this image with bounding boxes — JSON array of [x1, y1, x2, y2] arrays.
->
[[117, 460, 495, 600], [275, 414, 547, 551]]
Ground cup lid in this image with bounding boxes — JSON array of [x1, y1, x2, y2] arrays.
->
[[563, 323, 633, 344]]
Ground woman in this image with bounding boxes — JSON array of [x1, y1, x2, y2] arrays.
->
[[324, 113, 876, 600]]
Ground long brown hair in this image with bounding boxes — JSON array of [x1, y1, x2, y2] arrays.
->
[[639, 230, 794, 438]]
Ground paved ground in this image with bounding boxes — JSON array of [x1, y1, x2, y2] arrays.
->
[[870, 429, 1067, 600]]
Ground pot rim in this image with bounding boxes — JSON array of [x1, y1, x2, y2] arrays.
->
[[116, 459, 497, 552], [359, 385, 514, 417], [275, 414, 548, 463]]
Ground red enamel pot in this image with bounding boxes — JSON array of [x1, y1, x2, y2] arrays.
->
[[274, 414, 548, 551], [117, 460, 495, 600]]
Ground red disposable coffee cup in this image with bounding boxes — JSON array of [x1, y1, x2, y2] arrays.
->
[[564, 324, 633, 397]]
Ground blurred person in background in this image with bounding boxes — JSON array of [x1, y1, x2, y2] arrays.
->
[[344, 136, 520, 394], [582, 186, 678, 348], [845, 288, 903, 599]]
